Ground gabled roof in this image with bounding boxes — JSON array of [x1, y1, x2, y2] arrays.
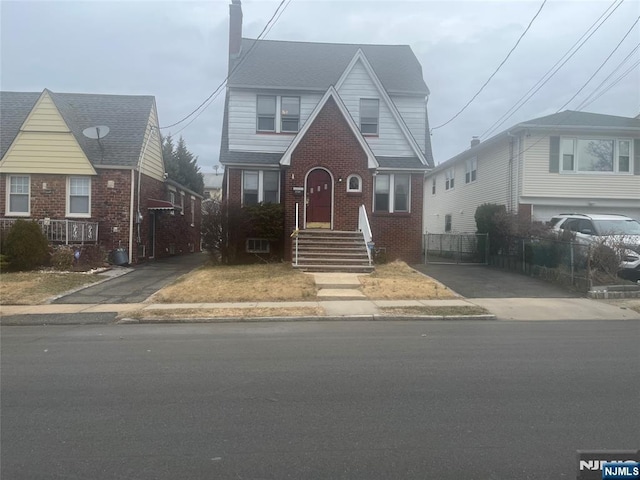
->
[[428, 110, 640, 174], [519, 110, 640, 129], [229, 38, 429, 96], [280, 86, 378, 169], [0, 90, 156, 167], [335, 49, 430, 168]]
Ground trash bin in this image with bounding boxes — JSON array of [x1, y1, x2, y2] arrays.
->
[[110, 248, 129, 266]]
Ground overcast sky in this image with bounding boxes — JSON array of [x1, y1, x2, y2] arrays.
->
[[2, 0, 638, 171]]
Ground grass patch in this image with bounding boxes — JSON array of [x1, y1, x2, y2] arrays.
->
[[150, 263, 317, 303], [359, 261, 456, 300], [123, 306, 323, 321], [379, 305, 490, 316], [0, 271, 103, 305]]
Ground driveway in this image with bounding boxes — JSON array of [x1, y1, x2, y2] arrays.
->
[[53, 252, 208, 304], [412, 263, 579, 298]]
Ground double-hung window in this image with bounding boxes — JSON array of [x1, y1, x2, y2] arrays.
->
[[465, 158, 477, 184], [360, 98, 379, 135], [7, 175, 30, 216], [374, 174, 410, 213], [445, 169, 455, 190], [243, 170, 280, 205], [560, 137, 633, 173], [257, 95, 300, 133], [67, 176, 91, 217]]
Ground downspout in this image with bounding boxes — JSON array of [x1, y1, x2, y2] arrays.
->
[[507, 131, 516, 212], [128, 169, 135, 264]]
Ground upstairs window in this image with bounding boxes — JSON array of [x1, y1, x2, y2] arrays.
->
[[281, 96, 300, 133], [445, 169, 455, 190], [465, 158, 477, 184], [257, 96, 276, 132], [257, 95, 300, 133], [560, 137, 632, 173], [7, 175, 30, 216], [360, 98, 379, 135], [67, 176, 91, 217]]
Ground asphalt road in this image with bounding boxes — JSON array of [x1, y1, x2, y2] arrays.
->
[[2, 320, 638, 480]]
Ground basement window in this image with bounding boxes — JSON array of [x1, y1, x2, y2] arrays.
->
[[246, 238, 270, 253]]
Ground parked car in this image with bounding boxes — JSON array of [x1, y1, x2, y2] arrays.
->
[[549, 213, 640, 279]]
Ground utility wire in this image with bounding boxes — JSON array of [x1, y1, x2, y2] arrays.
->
[[557, 15, 639, 111], [574, 42, 640, 110], [160, 0, 290, 130], [480, 0, 626, 139], [431, 0, 547, 131], [579, 59, 640, 110]]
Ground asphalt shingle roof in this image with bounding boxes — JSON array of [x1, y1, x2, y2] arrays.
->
[[520, 110, 640, 129], [0, 90, 155, 168], [230, 38, 429, 96]]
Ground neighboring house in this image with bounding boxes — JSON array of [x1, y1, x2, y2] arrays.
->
[[0, 89, 203, 263], [219, 0, 434, 264], [203, 172, 223, 201], [424, 111, 640, 234]]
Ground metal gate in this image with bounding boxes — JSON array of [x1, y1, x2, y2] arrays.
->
[[423, 233, 489, 265]]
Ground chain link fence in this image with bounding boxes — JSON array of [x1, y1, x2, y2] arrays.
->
[[423, 233, 489, 265]]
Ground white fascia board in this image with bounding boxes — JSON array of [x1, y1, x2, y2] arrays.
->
[[335, 49, 428, 166], [279, 86, 379, 169]]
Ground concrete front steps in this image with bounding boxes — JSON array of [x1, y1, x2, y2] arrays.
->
[[311, 272, 367, 300], [292, 229, 374, 273]]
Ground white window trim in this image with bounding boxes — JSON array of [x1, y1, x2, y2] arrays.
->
[[180, 193, 185, 215], [246, 238, 270, 253], [66, 176, 91, 218], [465, 157, 477, 184], [241, 170, 280, 205], [559, 136, 634, 174], [359, 98, 379, 135], [445, 168, 455, 191], [346, 174, 362, 193], [190, 196, 195, 227], [373, 173, 411, 213], [6, 175, 30, 216], [256, 95, 300, 134]]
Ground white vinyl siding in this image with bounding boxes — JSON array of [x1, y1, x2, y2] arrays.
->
[[424, 141, 511, 234], [139, 105, 165, 181], [6, 175, 30, 216], [337, 59, 414, 156], [228, 89, 322, 152], [391, 95, 426, 155], [523, 134, 640, 199]]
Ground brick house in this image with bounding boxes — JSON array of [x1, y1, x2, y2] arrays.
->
[[0, 89, 202, 264], [220, 0, 434, 267]]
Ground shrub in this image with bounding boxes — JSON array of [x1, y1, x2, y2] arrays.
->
[[50, 246, 75, 270], [2, 220, 49, 271]]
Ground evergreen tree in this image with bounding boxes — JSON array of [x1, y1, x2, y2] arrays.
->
[[161, 135, 204, 195]]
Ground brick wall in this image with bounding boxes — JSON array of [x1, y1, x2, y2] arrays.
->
[[0, 170, 202, 264], [223, 96, 424, 264]]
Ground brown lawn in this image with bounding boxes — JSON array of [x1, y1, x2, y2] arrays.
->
[[0, 272, 103, 305]]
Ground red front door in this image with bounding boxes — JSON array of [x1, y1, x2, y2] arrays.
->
[[306, 169, 332, 227]]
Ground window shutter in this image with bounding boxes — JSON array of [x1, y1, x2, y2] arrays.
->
[[549, 136, 560, 173], [634, 139, 640, 175]]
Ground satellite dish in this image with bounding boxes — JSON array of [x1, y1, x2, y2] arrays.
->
[[82, 125, 110, 139]]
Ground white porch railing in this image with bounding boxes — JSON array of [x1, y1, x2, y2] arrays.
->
[[0, 218, 99, 244], [358, 204, 373, 266], [292, 203, 300, 266]]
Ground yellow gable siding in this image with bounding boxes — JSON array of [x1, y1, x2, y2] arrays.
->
[[0, 91, 96, 175], [139, 104, 164, 181]]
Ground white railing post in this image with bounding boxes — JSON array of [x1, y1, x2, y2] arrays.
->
[[358, 204, 373, 266], [294, 202, 299, 266]]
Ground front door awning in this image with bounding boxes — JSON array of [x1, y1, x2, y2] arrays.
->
[[147, 199, 179, 211]]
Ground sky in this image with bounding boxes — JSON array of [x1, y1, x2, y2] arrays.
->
[[1, 0, 638, 172]]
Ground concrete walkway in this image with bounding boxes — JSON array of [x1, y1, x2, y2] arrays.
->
[[1, 264, 639, 324]]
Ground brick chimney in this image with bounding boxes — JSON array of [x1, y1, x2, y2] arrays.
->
[[470, 136, 480, 147], [229, 0, 243, 60]]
